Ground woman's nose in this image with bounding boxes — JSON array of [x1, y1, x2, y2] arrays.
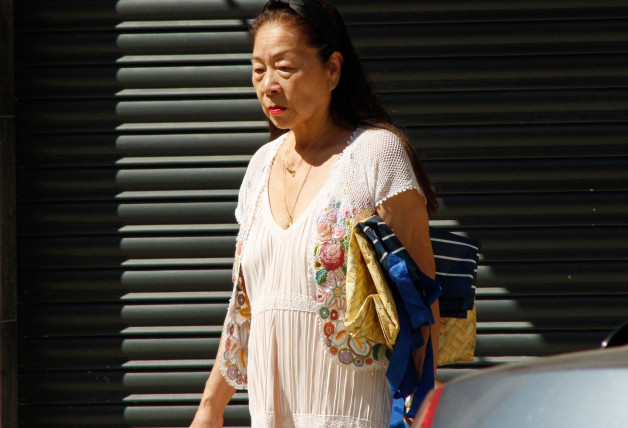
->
[[261, 70, 280, 95]]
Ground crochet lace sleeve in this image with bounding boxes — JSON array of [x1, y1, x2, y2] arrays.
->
[[217, 262, 251, 390], [368, 129, 424, 206]]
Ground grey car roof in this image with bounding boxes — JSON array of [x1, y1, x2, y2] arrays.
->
[[451, 344, 628, 382]]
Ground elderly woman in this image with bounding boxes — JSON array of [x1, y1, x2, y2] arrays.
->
[[190, 0, 439, 427]]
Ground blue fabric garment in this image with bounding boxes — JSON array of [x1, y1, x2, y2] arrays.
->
[[357, 217, 441, 425], [429, 227, 480, 318]]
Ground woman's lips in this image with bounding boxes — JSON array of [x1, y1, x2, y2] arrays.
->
[[268, 106, 286, 115]]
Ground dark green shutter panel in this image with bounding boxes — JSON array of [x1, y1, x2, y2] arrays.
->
[[14, 1, 628, 427]]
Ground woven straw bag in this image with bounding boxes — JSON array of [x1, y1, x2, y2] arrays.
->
[[438, 305, 476, 365]]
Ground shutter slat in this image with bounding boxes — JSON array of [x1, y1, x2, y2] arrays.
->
[[16, 90, 628, 132], [14, 125, 627, 166], [17, 54, 628, 99], [19, 236, 237, 269], [19, 297, 628, 338], [17, 159, 626, 202], [17, 133, 267, 165], [17, 194, 628, 234], [17, 99, 265, 132], [16, 227, 628, 269], [18, 332, 607, 371], [18, 167, 247, 201], [19, 372, 251, 403], [18, 404, 250, 428], [20, 304, 228, 337], [16, 0, 628, 28], [18, 261, 628, 297], [16, 21, 628, 65], [19, 338, 220, 369]]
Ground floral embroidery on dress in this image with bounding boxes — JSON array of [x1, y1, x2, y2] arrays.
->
[[313, 200, 388, 368], [220, 226, 252, 389]]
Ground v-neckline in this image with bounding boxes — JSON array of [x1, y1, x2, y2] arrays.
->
[[264, 128, 360, 232]]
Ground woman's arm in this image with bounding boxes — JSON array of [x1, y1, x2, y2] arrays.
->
[[376, 189, 440, 376], [189, 354, 236, 428]]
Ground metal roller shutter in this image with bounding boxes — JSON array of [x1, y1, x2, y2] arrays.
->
[[13, 0, 628, 427]]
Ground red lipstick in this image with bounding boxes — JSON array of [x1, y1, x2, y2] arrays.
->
[[268, 105, 286, 115]]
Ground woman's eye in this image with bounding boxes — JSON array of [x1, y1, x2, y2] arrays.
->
[[253, 68, 265, 75]]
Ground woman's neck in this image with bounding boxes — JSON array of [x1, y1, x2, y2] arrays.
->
[[290, 120, 347, 161]]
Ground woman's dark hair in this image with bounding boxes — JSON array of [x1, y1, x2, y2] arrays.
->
[[250, 0, 438, 214]]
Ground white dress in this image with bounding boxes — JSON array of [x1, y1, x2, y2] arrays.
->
[[221, 127, 423, 428], [241, 186, 392, 428]]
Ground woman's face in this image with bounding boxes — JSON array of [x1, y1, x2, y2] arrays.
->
[[251, 20, 342, 134]]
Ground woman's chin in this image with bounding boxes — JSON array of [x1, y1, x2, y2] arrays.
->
[[268, 116, 291, 130]]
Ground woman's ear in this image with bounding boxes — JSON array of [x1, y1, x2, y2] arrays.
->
[[328, 51, 343, 90]]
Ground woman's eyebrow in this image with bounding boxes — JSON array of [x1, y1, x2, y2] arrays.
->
[[251, 50, 294, 62]]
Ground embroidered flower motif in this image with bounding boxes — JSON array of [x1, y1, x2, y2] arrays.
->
[[320, 241, 344, 271], [228, 365, 238, 379], [339, 349, 353, 364], [316, 222, 333, 242], [329, 326, 349, 347], [315, 288, 331, 304], [349, 335, 372, 357], [325, 283, 346, 311], [319, 307, 330, 319], [372, 343, 388, 361], [332, 225, 346, 240], [322, 274, 346, 311], [330, 310, 339, 320], [323, 322, 335, 337]]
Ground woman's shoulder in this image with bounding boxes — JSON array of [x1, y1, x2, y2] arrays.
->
[[246, 133, 285, 172], [350, 126, 406, 159]]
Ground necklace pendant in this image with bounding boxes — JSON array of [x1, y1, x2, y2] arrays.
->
[[286, 167, 297, 177]]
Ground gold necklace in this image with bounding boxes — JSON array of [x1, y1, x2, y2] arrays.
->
[[282, 134, 328, 228], [283, 160, 314, 228], [283, 135, 304, 177]]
